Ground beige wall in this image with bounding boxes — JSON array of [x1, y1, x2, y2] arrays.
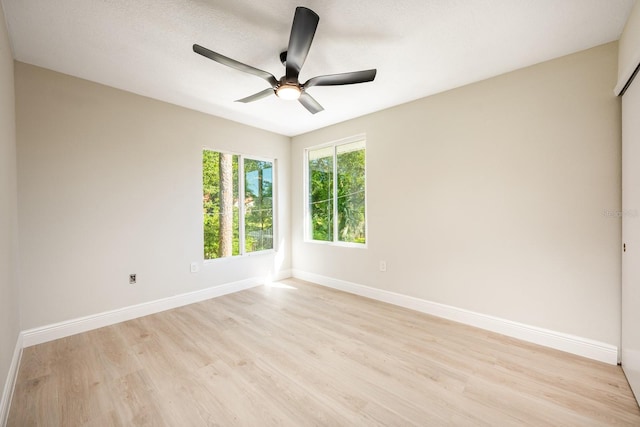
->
[[11, 40, 623, 348], [15, 62, 291, 330], [291, 42, 621, 345], [0, 1, 20, 409]]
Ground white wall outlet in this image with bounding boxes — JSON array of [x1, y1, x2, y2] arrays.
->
[[379, 261, 387, 272], [190, 262, 199, 273], [129, 274, 136, 284]]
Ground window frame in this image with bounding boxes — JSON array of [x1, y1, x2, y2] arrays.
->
[[202, 147, 277, 262], [304, 134, 368, 248]]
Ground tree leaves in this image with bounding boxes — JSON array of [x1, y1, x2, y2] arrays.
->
[[308, 145, 366, 244], [203, 151, 273, 259]]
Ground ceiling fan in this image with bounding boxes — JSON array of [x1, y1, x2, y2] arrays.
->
[[193, 6, 377, 114]]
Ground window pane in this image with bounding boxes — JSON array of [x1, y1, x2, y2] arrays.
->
[[308, 147, 334, 241], [244, 159, 274, 252], [203, 151, 240, 259], [337, 142, 366, 243]]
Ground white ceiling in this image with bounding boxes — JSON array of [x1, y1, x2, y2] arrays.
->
[[1, 0, 635, 136]]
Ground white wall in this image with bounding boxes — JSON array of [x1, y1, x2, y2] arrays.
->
[[617, 0, 640, 93], [15, 62, 291, 330], [291, 42, 621, 346], [0, 0, 20, 412]]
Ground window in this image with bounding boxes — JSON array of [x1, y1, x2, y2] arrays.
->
[[244, 159, 274, 253], [203, 150, 274, 260], [306, 137, 366, 245]]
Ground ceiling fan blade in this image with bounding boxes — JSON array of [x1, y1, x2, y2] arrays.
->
[[193, 44, 278, 88], [285, 7, 319, 82], [304, 69, 377, 89], [235, 88, 274, 103], [298, 92, 324, 114]]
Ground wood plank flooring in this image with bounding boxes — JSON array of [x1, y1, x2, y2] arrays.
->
[[8, 279, 640, 426]]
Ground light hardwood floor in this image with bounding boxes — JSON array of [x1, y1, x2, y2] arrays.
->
[[8, 279, 640, 426]]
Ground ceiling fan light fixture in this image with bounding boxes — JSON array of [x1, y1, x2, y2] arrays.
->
[[276, 84, 301, 100]]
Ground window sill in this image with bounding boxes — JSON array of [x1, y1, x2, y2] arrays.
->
[[303, 239, 367, 249], [203, 249, 276, 263]]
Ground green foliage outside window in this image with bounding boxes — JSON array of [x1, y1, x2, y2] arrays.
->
[[309, 152, 333, 241], [244, 159, 274, 253], [308, 140, 366, 244], [203, 150, 273, 259], [337, 147, 366, 243]]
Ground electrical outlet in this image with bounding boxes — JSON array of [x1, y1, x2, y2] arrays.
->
[[379, 261, 387, 272], [190, 262, 199, 273], [129, 274, 136, 284]]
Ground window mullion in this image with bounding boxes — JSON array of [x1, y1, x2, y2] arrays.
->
[[238, 156, 246, 255], [304, 152, 310, 241], [333, 145, 338, 243]]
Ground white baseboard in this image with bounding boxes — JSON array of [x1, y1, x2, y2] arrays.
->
[[1, 332, 23, 427], [265, 269, 293, 285], [291, 269, 618, 365], [274, 269, 292, 280], [22, 271, 291, 348]]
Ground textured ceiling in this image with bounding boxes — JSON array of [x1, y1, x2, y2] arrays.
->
[[1, 0, 635, 136]]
